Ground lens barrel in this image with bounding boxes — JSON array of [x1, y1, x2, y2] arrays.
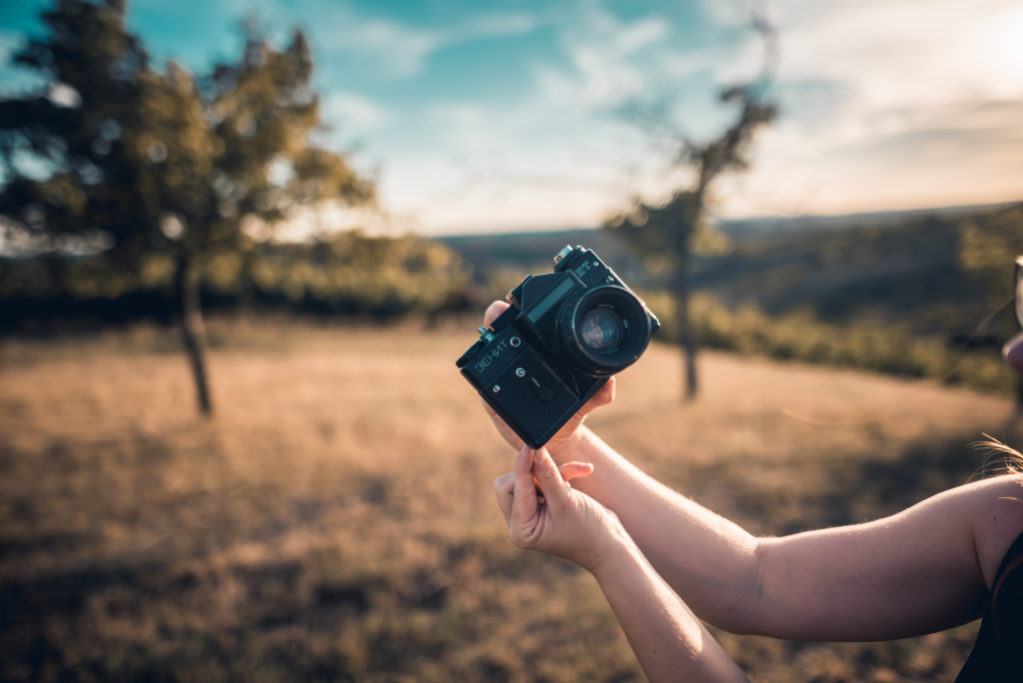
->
[[557, 285, 653, 375]]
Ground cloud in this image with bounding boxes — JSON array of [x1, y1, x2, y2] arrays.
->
[[310, 5, 544, 78], [318, 12, 440, 77], [306, 1, 724, 232], [380, 2, 719, 232], [540, 2, 671, 109], [321, 92, 393, 137], [318, 0, 1023, 232], [775, 0, 1023, 111], [712, 95, 1023, 219], [838, 99, 1023, 169], [448, 13, 541, 42], [381, 153, 627, 234], [699, 0, 1023, 217], [383, 87, 651, 233]]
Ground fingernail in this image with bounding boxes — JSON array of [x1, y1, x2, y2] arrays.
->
[[534, 449, 555, 473]]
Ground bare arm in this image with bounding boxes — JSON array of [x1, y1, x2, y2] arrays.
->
[[593, 529, 749, 683], [558, 427, 1023, 641], [479, 300, 1023, 641]]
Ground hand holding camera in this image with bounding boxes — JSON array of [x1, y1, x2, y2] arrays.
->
[[457, 245, 659, 449], [479, 300, 618, 455]]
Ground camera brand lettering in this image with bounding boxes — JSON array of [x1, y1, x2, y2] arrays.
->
[[474, 339, 509, 373], [455, 245, 660, 448]]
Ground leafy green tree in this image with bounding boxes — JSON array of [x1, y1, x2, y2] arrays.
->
[[607, 19, 776, 400], [0, 0, 374, 415]]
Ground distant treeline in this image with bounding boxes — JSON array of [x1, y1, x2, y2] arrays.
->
[[0, 231, 479, 332], [3, 203, 1022, 395], [440, 204, 1019, 338], [439, 203, 1023, 395]]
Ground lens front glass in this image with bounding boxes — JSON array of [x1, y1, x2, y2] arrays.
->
[[557, 285, 652, 375], [579, 308, 623, 351]]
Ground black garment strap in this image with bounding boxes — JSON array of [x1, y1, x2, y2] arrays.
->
[[991, 529, 1023, 596], [956, 528, 1023, 682]]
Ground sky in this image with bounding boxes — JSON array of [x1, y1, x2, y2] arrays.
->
[[1, 0, 1022, 236]]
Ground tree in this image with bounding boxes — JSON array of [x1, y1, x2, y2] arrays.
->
[[607, 18, 776, 400], [0, 0, 374, 415]]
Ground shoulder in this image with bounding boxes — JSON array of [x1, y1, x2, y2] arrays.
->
[[959, 474, 1023, 589]]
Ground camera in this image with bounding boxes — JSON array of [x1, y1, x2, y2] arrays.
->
[[456, 245, 659, 448]]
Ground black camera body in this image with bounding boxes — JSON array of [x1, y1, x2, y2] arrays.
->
[[456, 245, 659, 448]]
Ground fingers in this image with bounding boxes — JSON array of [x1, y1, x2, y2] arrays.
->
[[508, 447, 539, 532], [484, 300, 510, 328], [493, 471, 515, 519], [496, 458, 593, 519], [530, 448, 568, 513], [494, 447, 536, 520], [559, 461, 594, 482]]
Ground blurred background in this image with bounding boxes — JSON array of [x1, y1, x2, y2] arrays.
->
[[1, 0, 1022, 680]]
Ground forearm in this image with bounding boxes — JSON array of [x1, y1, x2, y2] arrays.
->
[[593, 531, 749, 683], [558, 429, 1014, 642], [556, 427, 764, 633]]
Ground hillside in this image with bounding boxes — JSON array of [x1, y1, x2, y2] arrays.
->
[[438, 202, 1022, 346], [0, 319, 1017, 681]]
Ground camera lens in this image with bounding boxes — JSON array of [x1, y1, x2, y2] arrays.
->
[[558, 285, 653, 375], [579, 308, 623, 351]]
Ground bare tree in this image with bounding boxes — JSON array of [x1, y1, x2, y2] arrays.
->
[[607, 16, 777, 400]]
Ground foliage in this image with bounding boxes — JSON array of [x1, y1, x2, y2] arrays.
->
[[0, 230, 475, 328], [957, 203, 1023, 305], [641, 290, 1014, 395], [246, 232, 472, 317], [0, 0, 375, 414], [0, 0, 372, 263]]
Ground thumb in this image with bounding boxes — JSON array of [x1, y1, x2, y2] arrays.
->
[[531, 448, 569, 510], [508, 447, 539, 535]]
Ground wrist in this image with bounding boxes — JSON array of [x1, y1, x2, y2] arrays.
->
[[587, 514, 639, 579]]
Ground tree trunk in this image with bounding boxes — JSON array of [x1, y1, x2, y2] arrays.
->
[[175, 254, 213, 416], [675, 251, 698, 401]]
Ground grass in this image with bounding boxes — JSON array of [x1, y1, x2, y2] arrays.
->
[[0, 315, 1019, 681]]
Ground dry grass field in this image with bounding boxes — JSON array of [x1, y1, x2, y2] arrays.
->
[[0, 317, 1019, 682]]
